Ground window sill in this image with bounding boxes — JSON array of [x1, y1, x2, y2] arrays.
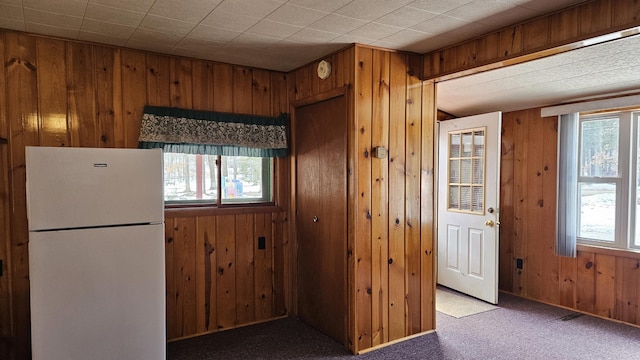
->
[[577, 244, 640, 260], [165, 203, 284, 218]]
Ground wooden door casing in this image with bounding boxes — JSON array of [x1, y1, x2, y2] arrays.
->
[[295, 94, 347, 344]]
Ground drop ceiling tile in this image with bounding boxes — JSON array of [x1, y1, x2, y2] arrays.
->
[[334, 0, 413, 21], [23, 0, 87, 17], [215, 0, 285, 19], [88, 0, 155, 13], [149, 0, 222, 23], [398, 33, 453, 53], [407, 0, 474, 14], [328, 33, 374, 46], [80, 18, 136, 38], [0, 18, 25, 31], [472, 5, 538, 28], [308, 13, 367, 34], [127, 28, 181, 48], [266, 3, 328, 27], [84, 3, 145, 27], [348, 22, 402, 41], [77, 30, 128, 46], [247, 19, 302, 39], [226, 32, 281, 48], [286, 28, 340, 43], [202, 10, 261, 32], [0, 3, 23, 19], [444, 21, 492, 42], [25, 21, 79, 38], [513, 0, 583, 12], [411, 14, 470, 35], [189, 24, 241, 42], [24, 8, 83, 29], [381, 28, 432, 46], [287, 0, 351, 13], [375, 6, 438, 28], [139, 15, 195, 37], [175, 37, 225, 52], [0, 0, 23, 6], [445, 1, 515, 23]]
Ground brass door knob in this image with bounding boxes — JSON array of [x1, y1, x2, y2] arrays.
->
[[485, 220, 494, 227]]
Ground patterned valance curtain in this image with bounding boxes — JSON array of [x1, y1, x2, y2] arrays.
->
[[138, 105, 289, 157]]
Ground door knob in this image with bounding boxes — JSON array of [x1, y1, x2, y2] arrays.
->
[[313, 216, 319, 223], [485, 220, 494, 227]]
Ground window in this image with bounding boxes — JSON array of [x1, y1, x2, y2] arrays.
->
[[164, 153, 272, 205], [577, 110, 638, 250], [447, 128, 485, 213]]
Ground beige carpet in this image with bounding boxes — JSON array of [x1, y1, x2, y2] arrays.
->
[[436, 286, 499, 318]]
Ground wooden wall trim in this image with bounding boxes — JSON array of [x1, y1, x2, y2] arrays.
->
[[423, 0, 640, 80]]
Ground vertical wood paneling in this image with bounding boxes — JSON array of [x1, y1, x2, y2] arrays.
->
[[420, 81, 435, 331], [612, 0, 640, 27], [616, 257, 639, 324], [146, 54, 171, 107], [579, 0, 612, 35], [254, 213, 273, 321], [370, 49, 389, 346], [213, 64, 233, 112], [235, 214, 255, 324], [354, 47, 373, 352], [387, 52, 407, 341], [94, 46, 121, 148], [501, 107, 640, 330], [195, 216, 217, 333], [191, 60, 214, 110], [216, 214, 236, 329], [0, 31, 12, 353], [170, 58, 193, 109], [576, 244, 596, 313], [524, 111, 544, 300], [522, 17, 549, 51], [512, 112, 529, 294], [1, 30, 292, 355], [120, 50, 146, 148], [36, 38, 68, 147], [499, 115, 515, 292], [540, 116, 558, 304], [165, 220, 177, 339], [174, 217, 198, 337], [549, 7, 579, 44], [594, 254, 616, 318], [497, 26, 522, 58], [67, 42, 96, 147], [405, 55, 422, 335], [5, 32, 38, 359]]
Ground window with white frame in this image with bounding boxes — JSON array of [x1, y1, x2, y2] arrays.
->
[[577, 110, 639, 250]]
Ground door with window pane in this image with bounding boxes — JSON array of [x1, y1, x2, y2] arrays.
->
[[437, 112, 501, 304]]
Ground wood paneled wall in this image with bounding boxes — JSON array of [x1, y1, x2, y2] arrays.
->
[[0, 30, 290, 359], [288, 45, 435, 354], [500, 108, 640, 327], [424, 0, 640, 80]]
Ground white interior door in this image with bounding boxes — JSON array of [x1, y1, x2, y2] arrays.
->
[[437, 112, 501, 304]]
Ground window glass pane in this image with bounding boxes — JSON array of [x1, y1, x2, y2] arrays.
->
[[473, 158, 483, 185], [222, 156, 269, 203], [449, 185, 459, 210], [461, 132, 472, 157], [473, 130, 485, 156], [164, 153, 217, 202], [472, 186, 483, 212], [450, 133, 460, 157], [580, 118, 619, 177], [460, 159, 472, 183], [460, 186, 471, 211], [578, 182, 615, 241], [449, 159, 460, 183]]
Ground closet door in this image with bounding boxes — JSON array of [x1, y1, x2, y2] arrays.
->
[[295, 95, 347, 344]]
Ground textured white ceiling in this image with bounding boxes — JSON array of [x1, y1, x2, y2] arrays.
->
[[0, 0, 583, 71], [437, 34, 640, 117], [2, 0, 637, 116]]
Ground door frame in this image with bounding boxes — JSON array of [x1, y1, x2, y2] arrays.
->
[[435, 112, 502, 304], [291, 87, 350, 348]]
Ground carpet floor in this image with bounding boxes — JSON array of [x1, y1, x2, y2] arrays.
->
[[168, 289, 640, 360]]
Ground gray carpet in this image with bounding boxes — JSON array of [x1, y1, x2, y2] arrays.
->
[[168, 291, 640, 359]]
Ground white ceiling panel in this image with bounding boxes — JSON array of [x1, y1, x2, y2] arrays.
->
[[6, 0, 638, 119]]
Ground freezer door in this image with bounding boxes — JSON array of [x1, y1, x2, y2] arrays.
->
[[29, 224, 166, 360], [26, 146, 163, 231]]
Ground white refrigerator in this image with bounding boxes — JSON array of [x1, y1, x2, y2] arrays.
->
[[26, 146, 166, 360]]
